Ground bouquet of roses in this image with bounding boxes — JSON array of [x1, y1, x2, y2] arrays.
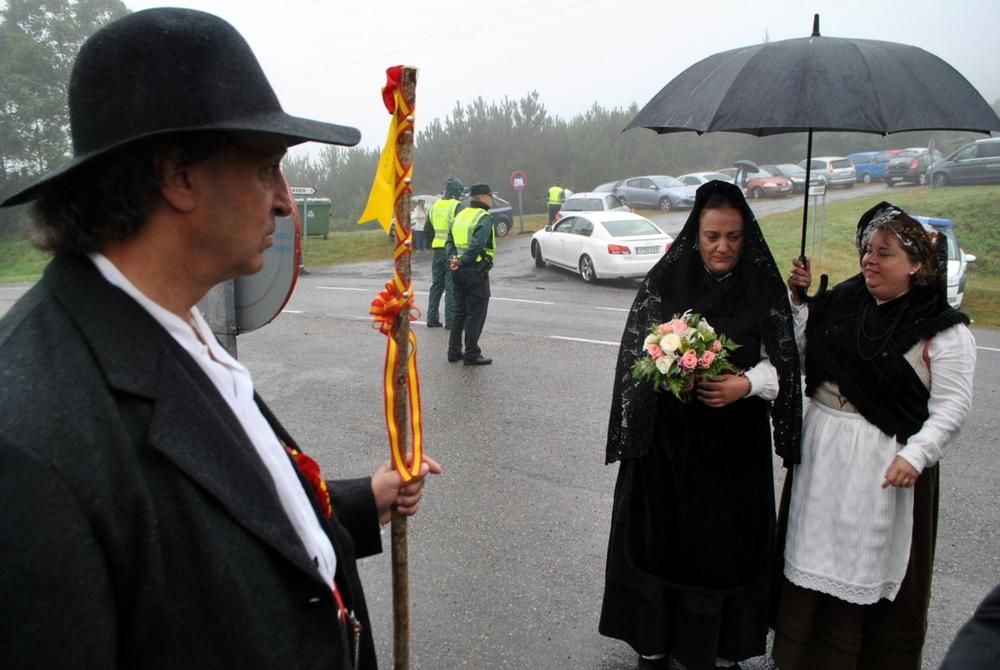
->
[[631, 310, 740, 401]]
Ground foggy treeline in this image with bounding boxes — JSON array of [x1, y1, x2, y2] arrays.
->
[[1, 0, 996, 235], [284, 91, 995, 230]]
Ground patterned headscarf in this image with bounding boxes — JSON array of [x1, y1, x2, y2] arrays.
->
[[855, 201, 942, 290]]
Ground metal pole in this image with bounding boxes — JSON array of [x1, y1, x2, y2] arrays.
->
[[391, 65, 418, 670], [517, 190, 525, 234]]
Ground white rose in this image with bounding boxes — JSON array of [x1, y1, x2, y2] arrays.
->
[[698, 320, 716, 338], [659, 333, 682, 353], [655, 353, 675, 374], [644, 333, 660, 347]]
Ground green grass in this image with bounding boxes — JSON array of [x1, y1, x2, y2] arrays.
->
[[0, 237, 49, 283], [4, 188, 999, 325]]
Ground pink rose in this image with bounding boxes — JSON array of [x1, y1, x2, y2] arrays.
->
[[657, 322, 673, 334], [711, 339, 722, 353], [680, 349, 698, 371], [646, 343, 663, 359], [669, 318, 689, 335], [698, 350, 716, 368]]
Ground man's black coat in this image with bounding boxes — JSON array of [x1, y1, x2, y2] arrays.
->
[[0, 255, 382, 668]]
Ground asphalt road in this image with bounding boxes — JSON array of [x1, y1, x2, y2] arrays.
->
[[0, 181, 993, 669], [235, 209, 994, 669]]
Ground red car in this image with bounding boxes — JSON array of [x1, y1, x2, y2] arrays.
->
[[717, 166, 794, 199]]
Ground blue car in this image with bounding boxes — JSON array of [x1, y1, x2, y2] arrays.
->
[[847, 151, 892, 184]]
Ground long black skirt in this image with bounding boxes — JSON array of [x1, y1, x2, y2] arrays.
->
[[599, 394, 776, 670]]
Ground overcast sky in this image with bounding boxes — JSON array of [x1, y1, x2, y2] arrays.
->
[[125, 0, 1000, 158]]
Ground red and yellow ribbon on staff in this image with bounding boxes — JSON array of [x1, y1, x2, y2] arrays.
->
[[359, 65, 423, 482]]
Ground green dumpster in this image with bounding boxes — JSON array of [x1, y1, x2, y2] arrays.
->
[[295, 197, 332, 239]]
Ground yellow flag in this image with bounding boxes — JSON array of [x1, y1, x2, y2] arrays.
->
[[357, 102, 401, 233]]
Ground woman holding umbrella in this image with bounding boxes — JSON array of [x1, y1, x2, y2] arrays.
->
[[776, 202, 976, 669], [601, 180, 801, 670]]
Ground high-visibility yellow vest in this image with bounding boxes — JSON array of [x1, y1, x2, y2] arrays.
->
[[428, 198, 460, 249], [547, 186, 564, 205], [451, 207, 495, 262]]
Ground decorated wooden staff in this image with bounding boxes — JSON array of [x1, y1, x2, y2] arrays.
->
[[358, 64, 423, 670]]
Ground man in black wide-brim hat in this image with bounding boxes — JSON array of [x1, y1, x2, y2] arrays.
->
[[0, 8, 441, 669]]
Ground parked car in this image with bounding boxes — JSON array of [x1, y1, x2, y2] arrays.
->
[[740, 167, 793, 199], [914, 216, 976, 309], [847, 151, 893, 183], [884, 148, 944, 186], [715, 164, 793, 199], [614, 175, 697, 211], [593, 180, 623, 193], [555, 192, 629, 222], [798, 156, 856, 188], [930, 138, 1000, 186], [759, 163, 822, 194], [530, 211, 673, 282], [677, 171, 736, 186]]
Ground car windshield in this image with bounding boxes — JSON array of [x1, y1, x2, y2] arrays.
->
[[651, 176, 684, 188], [602, 219, 662, 237], [756, 168, 776, 178], [563, 198, 605, 211]]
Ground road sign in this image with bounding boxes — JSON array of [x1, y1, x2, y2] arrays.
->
[[290, 186, 316, 195], [509, 170, 527, 192]]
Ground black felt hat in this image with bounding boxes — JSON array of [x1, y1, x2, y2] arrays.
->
[[469, 183, 493, 196], [2, 7, 361, 207]]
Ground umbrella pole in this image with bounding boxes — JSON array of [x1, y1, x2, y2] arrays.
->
[[798, 129, 828, 301], [800, 130, 813, 259]]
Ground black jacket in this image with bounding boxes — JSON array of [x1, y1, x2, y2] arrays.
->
[[0, 255, 382, 669]]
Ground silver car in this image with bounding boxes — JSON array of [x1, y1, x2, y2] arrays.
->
[[914, 216, 976, 309], [614, 175, 697, 211], [798, 156, 856, 189]]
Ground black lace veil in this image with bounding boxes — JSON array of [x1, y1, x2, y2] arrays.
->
[[605, 180, 802, 466]]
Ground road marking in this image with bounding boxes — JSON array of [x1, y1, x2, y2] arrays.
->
[[550, 335, 618, 347], [595, 306, 629, 312], [978, 346, 1000, 353], [317, 286, 368, 291], [281, 309, 304, 314], [492, 297, 555, 305]]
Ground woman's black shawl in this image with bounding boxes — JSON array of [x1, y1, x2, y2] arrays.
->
[[605, 180, 802, 466]]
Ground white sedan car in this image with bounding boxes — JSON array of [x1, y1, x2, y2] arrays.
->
[[531, 211, 672, 282]]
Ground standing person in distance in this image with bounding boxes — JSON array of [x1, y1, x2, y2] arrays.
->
[[547, 182, 566, 225], [424, 177, 463, 328], [410, 198, 428, 253], [774, 202, 976, 669], [446, 183, 496, 366], [600, 180, 801, 670], [0, 8, 442, 669]]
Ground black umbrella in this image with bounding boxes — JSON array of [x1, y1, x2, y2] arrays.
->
[[627, 14, 1000, 297]]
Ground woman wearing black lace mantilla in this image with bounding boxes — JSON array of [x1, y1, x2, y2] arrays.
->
[[600, 180, 802, 670], [773, 202, 976, 669]]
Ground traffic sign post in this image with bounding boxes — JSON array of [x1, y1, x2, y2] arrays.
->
[[509, 170, 527, 233]]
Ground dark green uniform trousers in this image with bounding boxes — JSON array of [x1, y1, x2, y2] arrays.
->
[[426, 249, 454, 325], [448, 266, 490, 360]]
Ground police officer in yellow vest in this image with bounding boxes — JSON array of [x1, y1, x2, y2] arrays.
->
[[445, 183, 496, 365], [547, 183, 566, 226], [424, 177, 463, 328]]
